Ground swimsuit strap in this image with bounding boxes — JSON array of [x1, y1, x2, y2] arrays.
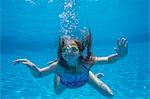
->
[[81, 64, 90, 71]]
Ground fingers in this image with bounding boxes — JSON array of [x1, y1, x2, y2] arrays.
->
[[13, 59, 20, 65], [13, 59, 28, 65], [121, 38, 128, 48], [117, 38, 128, 47], [121, 38, 125, 45], [117, 38, 121, 46], [114, 47, 119, 53], [125, 41, 128, 48]]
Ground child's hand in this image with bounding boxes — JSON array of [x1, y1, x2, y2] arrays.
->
[[13, 59, 36, 67], [114, 38, 128, 57]]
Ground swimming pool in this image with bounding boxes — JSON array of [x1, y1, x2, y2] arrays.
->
[[1, 0, 150, 99]]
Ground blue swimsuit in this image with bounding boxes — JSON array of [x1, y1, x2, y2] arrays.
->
[[59, 65, 90, 88]]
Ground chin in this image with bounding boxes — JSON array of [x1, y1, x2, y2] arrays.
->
[[64, 56, 78, 62]]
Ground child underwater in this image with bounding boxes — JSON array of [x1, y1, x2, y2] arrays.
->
[[13, 27, 128, 98]]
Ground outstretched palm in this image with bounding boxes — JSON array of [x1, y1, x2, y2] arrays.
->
[[13, 59, 35, 67], [115, 38, 128, 57]]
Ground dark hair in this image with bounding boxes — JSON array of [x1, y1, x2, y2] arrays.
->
[[57, 33, 94, 72]]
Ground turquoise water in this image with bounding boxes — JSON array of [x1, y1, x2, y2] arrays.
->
[[1, 0, 150, 99]]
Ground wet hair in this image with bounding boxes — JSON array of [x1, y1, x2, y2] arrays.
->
[[57, 33, 94, 72]]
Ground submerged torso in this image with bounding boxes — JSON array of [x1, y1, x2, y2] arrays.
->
[[58, 63, 91, 88]]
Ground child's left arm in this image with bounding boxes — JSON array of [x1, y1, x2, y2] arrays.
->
[[93, 38, 128, 65]]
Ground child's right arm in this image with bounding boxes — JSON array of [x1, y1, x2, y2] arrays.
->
[[13, 59, 58, 78]]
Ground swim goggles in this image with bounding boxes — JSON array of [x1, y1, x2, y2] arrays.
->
[[62, 45, 79, 53]]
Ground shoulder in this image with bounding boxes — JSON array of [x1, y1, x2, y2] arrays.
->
[[80, 56, 95, 69], [83, 56, 95, 64], [49, 61, 65, 74]]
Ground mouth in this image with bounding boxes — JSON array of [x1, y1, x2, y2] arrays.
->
[[63, 53, 78, 60]]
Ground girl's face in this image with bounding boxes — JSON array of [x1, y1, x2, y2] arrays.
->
[[62, 41, 80, 62]]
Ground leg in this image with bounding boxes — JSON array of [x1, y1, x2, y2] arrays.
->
[[88, 71, 113, 98], [54, 74, 66, 95]]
